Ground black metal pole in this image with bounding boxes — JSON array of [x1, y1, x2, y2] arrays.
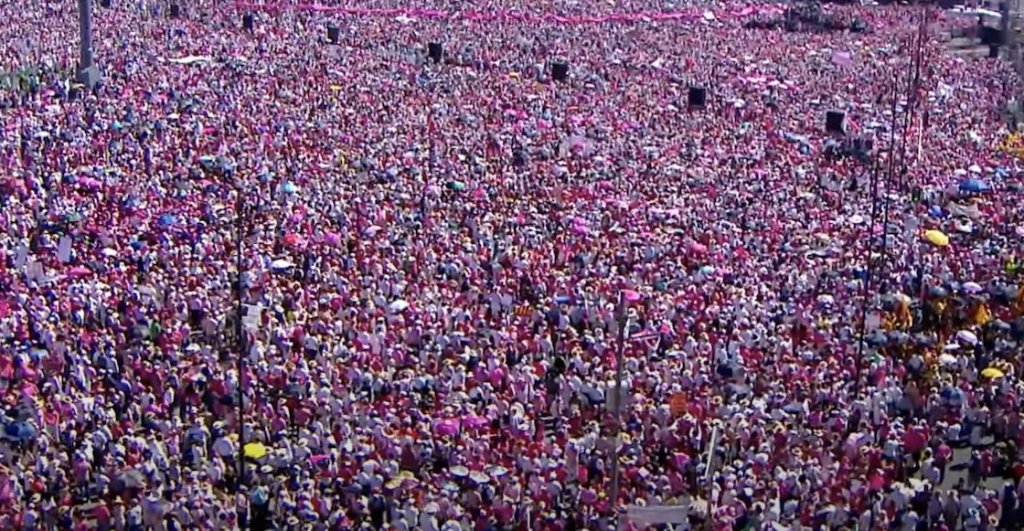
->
[[608, 292, 627, 523], [855, 156, 883, 394], [76, 0, 101, 87], [236, 190, 246, 493]]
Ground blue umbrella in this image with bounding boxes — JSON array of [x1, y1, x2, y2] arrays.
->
[[282, 182, 298, 194], [940, 387, 962, 401], [158, 214, 178, 227], [928, 205, 945, 218], [4, 422, 36, 442], [959, 178, 989, 193]]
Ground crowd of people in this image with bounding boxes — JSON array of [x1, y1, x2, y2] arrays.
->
[[0, 0, 1023, 529]]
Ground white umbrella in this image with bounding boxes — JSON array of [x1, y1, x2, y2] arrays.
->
[[449, 465, 469, 477], [848, 214, 865, 225], [963, 282, 983, 293], [100, 248, 118, 257], [487, 465, 509, 477], [956, 330, 979, 346], [938, 353, 958, 365], [389, 299, 409, 312], [270, 259, 295, 270]]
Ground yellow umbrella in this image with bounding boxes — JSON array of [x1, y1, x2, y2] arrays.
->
[[981, 367, 1005, 379], [923, 230, 950, 247], [243, 442, 269, 459]]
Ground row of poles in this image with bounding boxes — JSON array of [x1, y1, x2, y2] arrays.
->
[[854, 2, 931, 391]]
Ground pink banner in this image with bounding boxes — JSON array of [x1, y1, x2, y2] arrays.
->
[[232, 2, 714, 25]]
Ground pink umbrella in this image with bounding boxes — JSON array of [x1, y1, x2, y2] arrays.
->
[[78, 177, 102, 190], [68, 266, 92, 278], [571, 224, 590, 235], [688, 242, 708, 254], [463, 415, 489, 430], [323, 232, 341, 246], [622, 289, 642, 303], [434, 419, 460, 437]]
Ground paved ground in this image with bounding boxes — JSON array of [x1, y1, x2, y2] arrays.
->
[[934, 435, 1009, 522]]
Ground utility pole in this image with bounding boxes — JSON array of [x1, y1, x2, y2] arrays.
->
[[235, 189, 247, 497], [77, 0, 102, 87]]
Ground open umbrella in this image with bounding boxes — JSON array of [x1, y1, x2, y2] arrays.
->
[[270, 259, 295, 270], [923, 230, 950, 247], [3, 421, 35, 442], [981, 367, 1005, 379], [959, 178, 990, 193], [68, 266, 92, 279], [956, 330, 979, 346], [486, 465, 509, 477], [389, 299, 409, 312], [866, 330, 888, 346], [157, 214, 178, 227], [243, 442, 269, 459], [323, 232, 341, 246], [447, 181, 466, 191], [963, 282, 983, 294]]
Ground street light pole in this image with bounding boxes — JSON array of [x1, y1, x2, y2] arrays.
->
[[608, 292, 627, 525], [77, 0, 102, 87], [235, 190, 247, 493]]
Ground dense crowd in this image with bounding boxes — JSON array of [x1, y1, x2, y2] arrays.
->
[[0, 0, 1023, 529]]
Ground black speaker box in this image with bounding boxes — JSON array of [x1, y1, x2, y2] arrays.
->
[[428, 42, 443, 63], [826, 111, 846, 134], [99, 0, 111, 8], [326, 24, 340, 44], [688, 87, 707, 107], [551, 62, 569, 82], [169, 3, 180, 17], [990, 44, 1000, 59], [243, 13, 254, 31]]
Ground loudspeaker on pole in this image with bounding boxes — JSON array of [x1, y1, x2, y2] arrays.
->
[[551, 62, 569, 82], [428, 42, 443, 63], [326, 24, 340, 44], [688, 87, 707, 108], [826, 110, 846, 134]]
